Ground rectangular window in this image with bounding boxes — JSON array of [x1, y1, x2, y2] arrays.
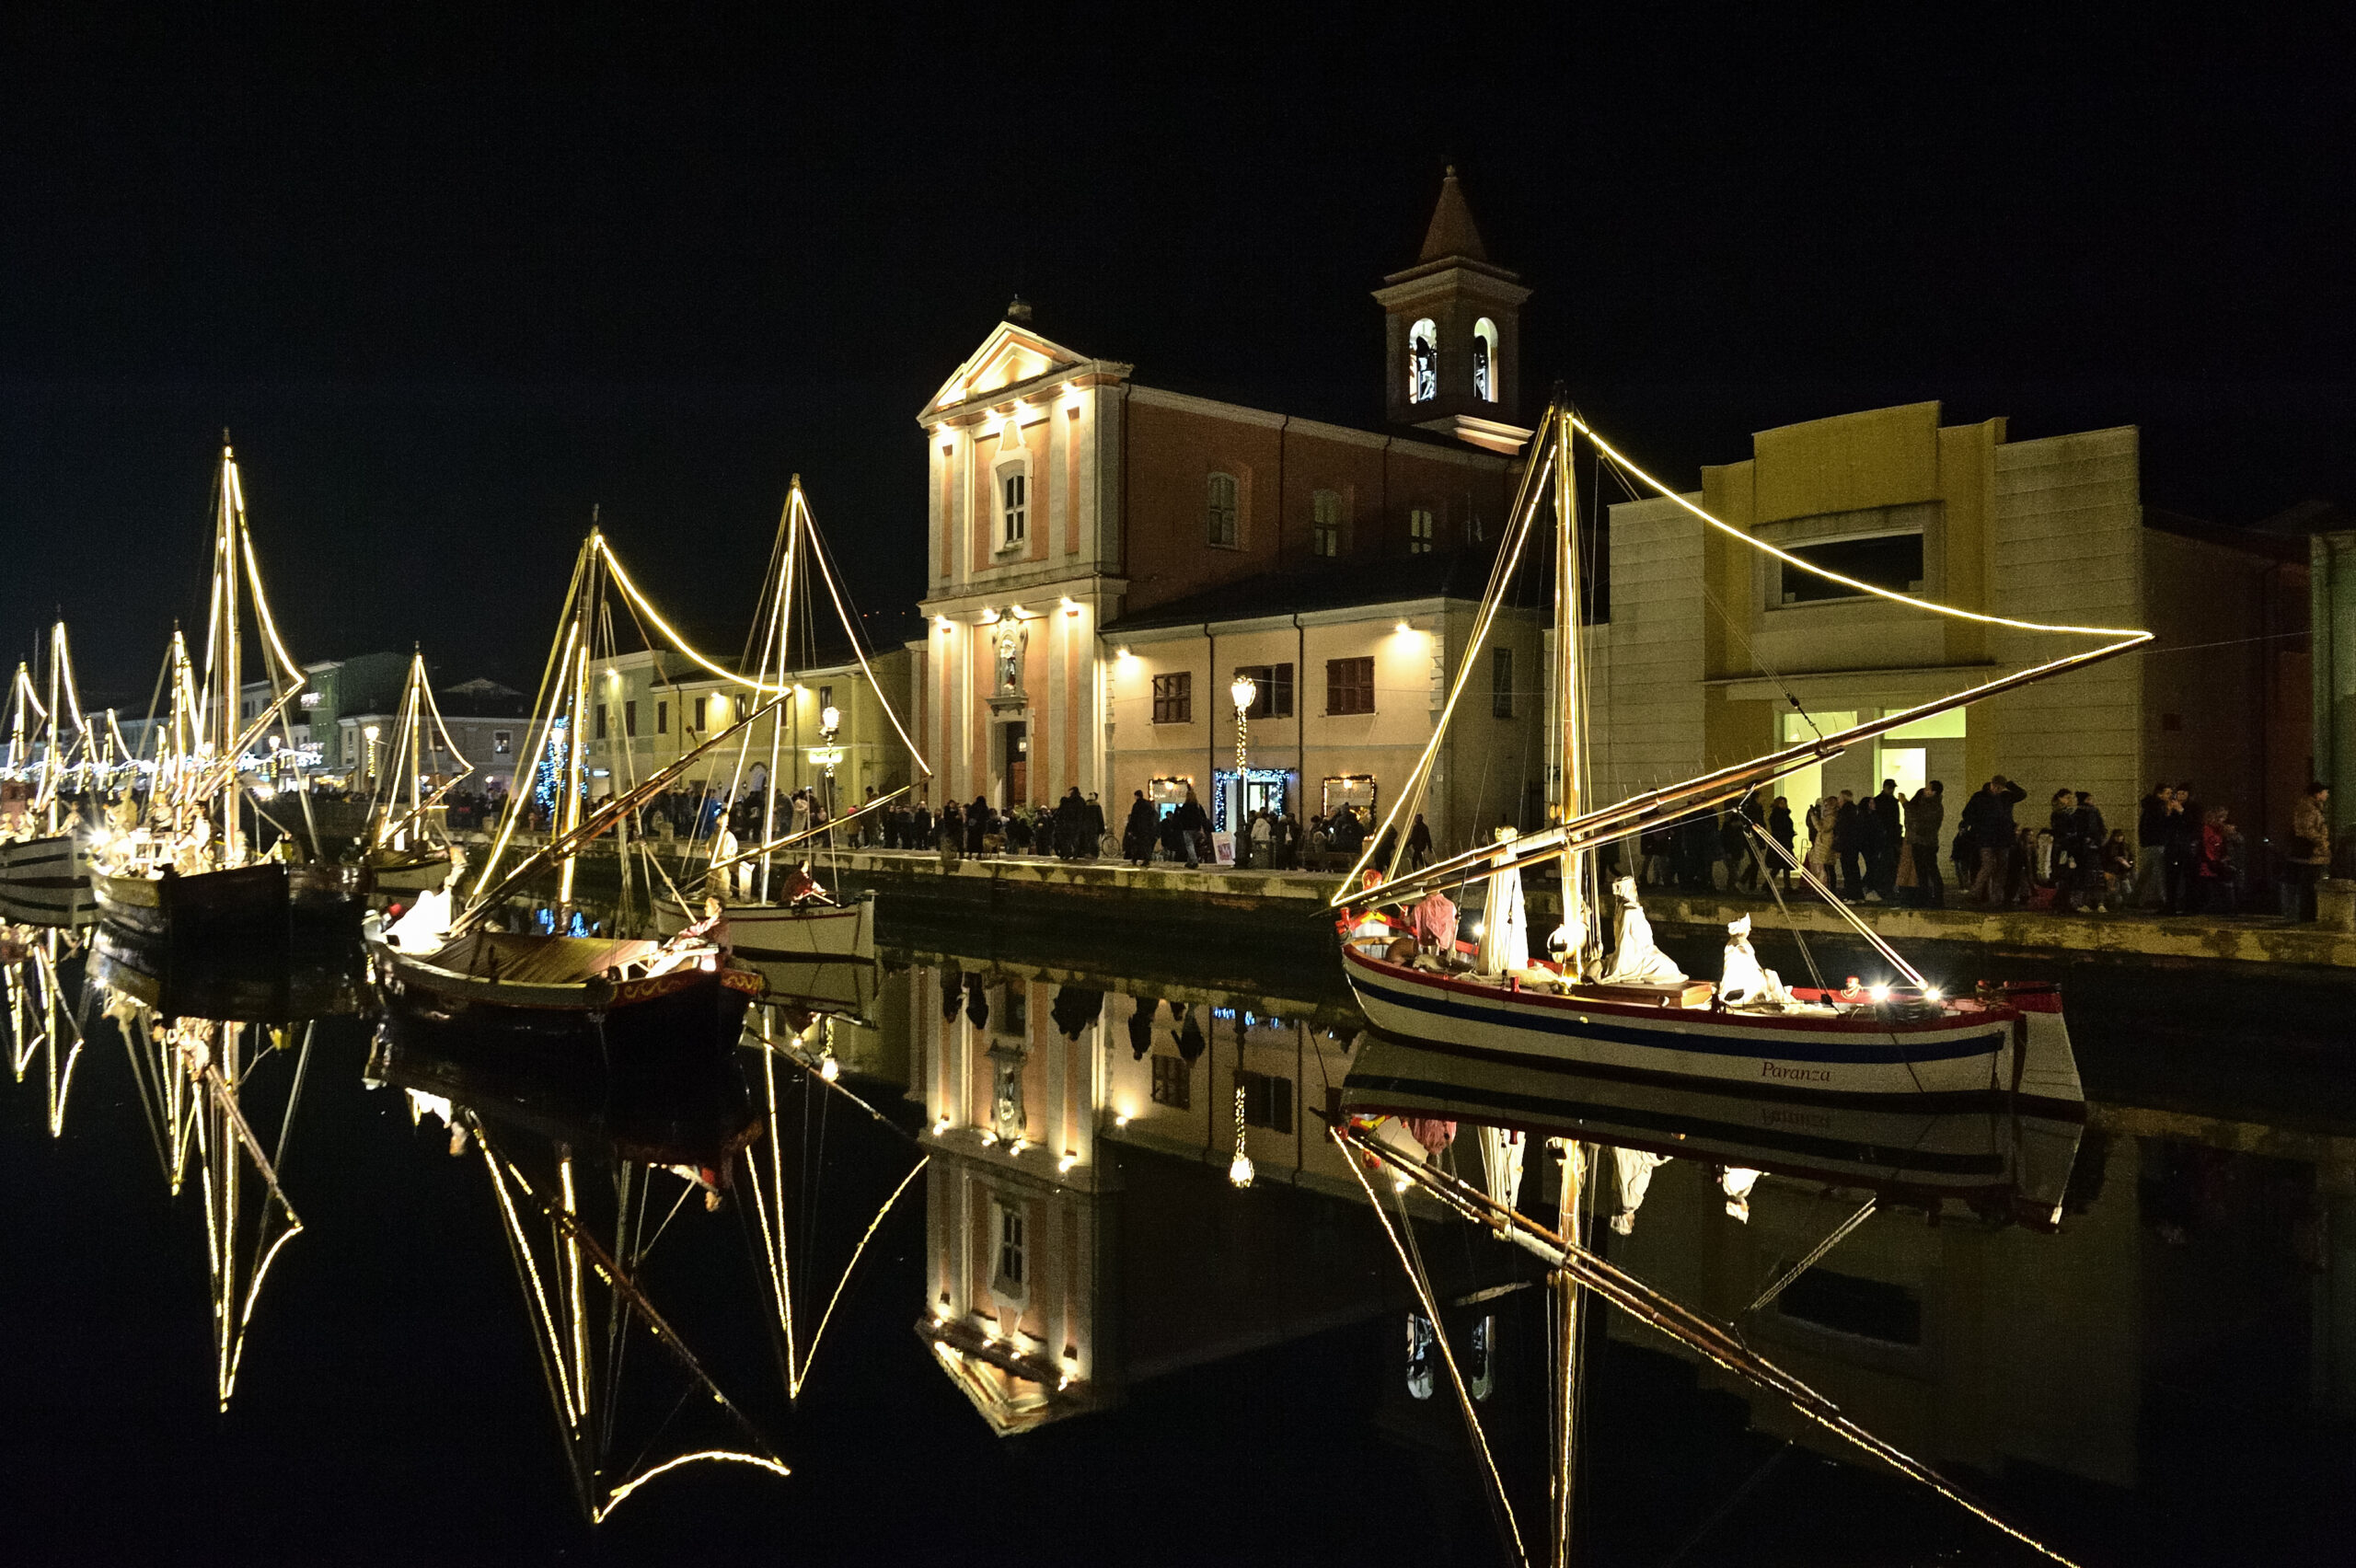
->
[[1326, 656, 1374, 716], [656, 700, 667, 734], [1311, 489, 1341, 558], [1233, 663, 1294, 720], [1238, 1069, 1293, 1134], [624, 699, 638, 738], [492, 730, 512, 755], [1207, 472, 1240, 548], [1492, 647, 1515, 719], [1151, 672, 1193, 725], [1001, 471, 1027, 548], [1776, 533, 1925, 605], [993, 1204, 1027, 1297], [1408, 506, 1436, 554], [693, 696, 709, 732], [1150, 1054, 1191, 1109], [595, 705, 608, 741]]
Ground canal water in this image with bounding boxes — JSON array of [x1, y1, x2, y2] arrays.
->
[[0, 909, 2349, 1566]]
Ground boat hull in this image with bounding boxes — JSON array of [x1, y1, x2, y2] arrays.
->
[[370, 847, 456, 894], [0, 835, 96, 928], [374, 939, 765, 1080], [1341, 1033, 2084, 1225], [660, 891, 876, 963], [93, 861, 369, 951], [1341, 941, 2020, 1104]]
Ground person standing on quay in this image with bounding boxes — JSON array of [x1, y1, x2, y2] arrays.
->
[[1868, 779, 1903, 901], [2163, 783, 2201, 915], [1831, 790, 1864, 901], [2135, 782, 2171, 909], [1967, 775, 2026, 905], [1405, 813, 1434, 871], [2284, 781, 2330, 920], [1904, 780, 1946, 909], [1172, 787, 1208, 869], [1767, 795, 1796, 890]]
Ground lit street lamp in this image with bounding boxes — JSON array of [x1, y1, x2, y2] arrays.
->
[[363, 723, 380, 787], [1229, 674, 1256, 842]]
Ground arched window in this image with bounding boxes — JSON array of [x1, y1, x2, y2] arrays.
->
[[1408, 319, 1438, 404], [1206, 471, 1240, 548], [1472, 318, 1499, 402]]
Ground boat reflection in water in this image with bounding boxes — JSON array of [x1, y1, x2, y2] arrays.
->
[[94, 979, 313, 1411], [4, 925, 87, 1137], [368, 985, 791, 1521]]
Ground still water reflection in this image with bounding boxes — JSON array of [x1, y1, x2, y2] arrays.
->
[[1, 920, 2349, 1565]]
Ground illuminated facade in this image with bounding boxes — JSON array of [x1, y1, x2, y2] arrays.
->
[[1589, 401, 2310, 847], [910, 172, 1543, 843]]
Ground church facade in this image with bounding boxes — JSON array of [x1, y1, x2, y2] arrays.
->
[[909, 171, 1547, 851]]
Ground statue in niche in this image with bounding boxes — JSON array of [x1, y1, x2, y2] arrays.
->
[[995, 621, 1025, 696], [1472, 331, 1492, 401]]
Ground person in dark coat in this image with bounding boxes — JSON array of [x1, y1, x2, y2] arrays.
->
[[1081, 791, 1105, 859], [1171, 787, 1209, 869], [2070, 790, 2108, 912], [1405, 814, 1434, 871], [2047, 788, 2082, 911], [1767, 795, 1796, 890], [1831, 791, 1864, 900], [1122, 790, 1157, 865], [2135, 782, 2171, 909], [1967, 776, 2027, 904], [2162, 783, 2201, 915], [1868, 780, 1903, 901], [1903, 781, 1946, 909]]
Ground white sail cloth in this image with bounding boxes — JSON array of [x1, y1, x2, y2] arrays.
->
[[1477, 829, 1529, 974], [1477, 1125, 1526, 1212], [1600, 875, 1685, 984], [384, 886, 453, 951]]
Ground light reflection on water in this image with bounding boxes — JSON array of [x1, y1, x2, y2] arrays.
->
[[0, 918, 2350, 1565]]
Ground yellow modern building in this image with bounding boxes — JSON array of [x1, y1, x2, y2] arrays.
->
[[1589, 401, 2308, 844]]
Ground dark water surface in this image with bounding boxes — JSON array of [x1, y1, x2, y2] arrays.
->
[[1, 911, 2350, 1567]]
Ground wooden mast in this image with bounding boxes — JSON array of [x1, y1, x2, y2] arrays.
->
[[758, 482, 800, 896], [42, 622, 63, 834], [558, 521, 599, 910], [1550, 403, 1589, 973], [218, 439, 244, 864]]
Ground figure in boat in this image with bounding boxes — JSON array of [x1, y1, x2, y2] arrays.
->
[[1599, 874, 1684, 984], [1475, 827, 1529, 974], [1717, 915, 1798, 1011]]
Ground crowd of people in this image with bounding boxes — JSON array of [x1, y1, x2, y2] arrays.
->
[[1632, 775, 2337, 922]]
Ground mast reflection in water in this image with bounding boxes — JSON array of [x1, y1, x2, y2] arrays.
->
[[0, 924, 2349, 1564]]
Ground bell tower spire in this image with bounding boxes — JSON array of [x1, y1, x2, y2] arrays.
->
[[1373, 165, 1533, 455]]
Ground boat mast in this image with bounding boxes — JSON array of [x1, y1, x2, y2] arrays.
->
[[559, 521, 601, 910], [760, 483, 801, 897], [217, 438, 245, 864], [1551, 405, 1591, 974], [408, 653, 426, 847], [42, 621, 62, 835]]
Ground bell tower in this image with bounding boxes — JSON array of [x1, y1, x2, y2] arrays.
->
[[1373, 166, 1533, 455]]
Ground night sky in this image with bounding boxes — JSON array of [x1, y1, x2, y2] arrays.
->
[[5, 9, 2350, 705]]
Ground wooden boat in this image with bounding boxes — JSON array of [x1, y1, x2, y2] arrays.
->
[[0, 625, 101, 928], [370, 523, 781, 1066], [89, 442, 365, 951], [369, 934, 761, 1166], [363, 651, 470, 894], [654, 478, 931, 966], [1334, 400, 2150, 1103]]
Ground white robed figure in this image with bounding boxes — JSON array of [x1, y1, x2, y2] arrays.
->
[[1718, 914, 1796, 1010], [1611, 1146, 1669, 1235], [1600, 874, 1685, 984], [1476, 827, 1529, 974]]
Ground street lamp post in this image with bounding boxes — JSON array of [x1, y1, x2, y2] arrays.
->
[[1229, 674, 1256, 861]]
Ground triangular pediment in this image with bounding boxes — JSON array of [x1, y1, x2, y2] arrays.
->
[[922, 321, 1099, 421]]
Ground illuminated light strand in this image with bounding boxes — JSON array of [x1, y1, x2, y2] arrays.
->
[[593, 533, 791, 694], [1334, 1128, 1530, 1568], [793, 488, 932, 776], [790, 1155, 929, 1398], [1335, 1122, 2085, 1568], [594, 1451, 792, 1522]]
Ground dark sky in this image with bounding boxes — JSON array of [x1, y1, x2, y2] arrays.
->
[[5, 8, 2351, 704]]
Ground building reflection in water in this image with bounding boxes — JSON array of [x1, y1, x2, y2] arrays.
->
[[900, 950, 1527, 1435]]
